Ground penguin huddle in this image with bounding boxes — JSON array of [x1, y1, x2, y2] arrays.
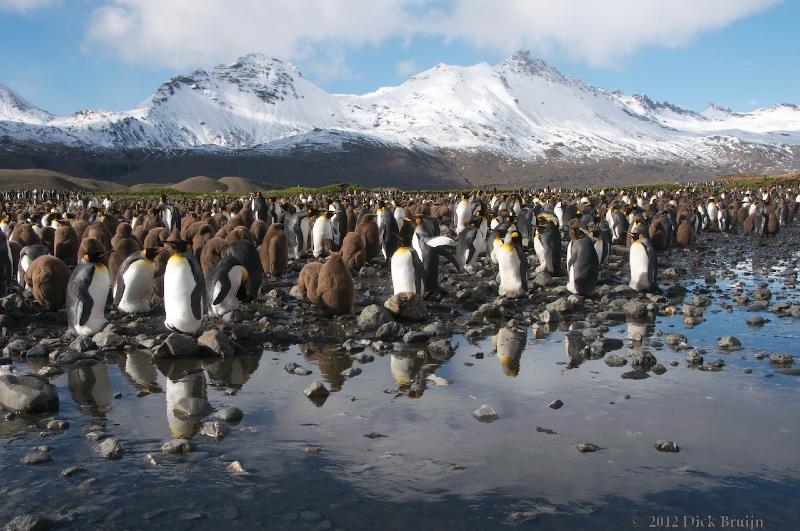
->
[[0, 182, 793, 343]]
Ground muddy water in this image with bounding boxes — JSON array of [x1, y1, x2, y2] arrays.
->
[[1, 257, 799, 530]]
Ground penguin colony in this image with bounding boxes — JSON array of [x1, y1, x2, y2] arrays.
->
[[0, 185, 794, 340]]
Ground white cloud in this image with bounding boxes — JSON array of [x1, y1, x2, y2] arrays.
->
[[0, 0, 58, 12], [395, 59, 417, 78], [83, 0, 781, 72], [434, 0, 781, 67]]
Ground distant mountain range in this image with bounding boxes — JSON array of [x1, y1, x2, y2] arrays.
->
[[1, 50, 799, 188]]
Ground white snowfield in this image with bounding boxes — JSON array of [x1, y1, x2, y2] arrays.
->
[[1, 51, 799, 167]]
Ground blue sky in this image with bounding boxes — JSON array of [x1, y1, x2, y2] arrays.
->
[[0, 0, 797, 116]]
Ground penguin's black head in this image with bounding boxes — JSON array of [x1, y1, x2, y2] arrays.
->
[[84, 249, 110, 264], [143, 247, 162, 261], [159, 194, 167, 204]]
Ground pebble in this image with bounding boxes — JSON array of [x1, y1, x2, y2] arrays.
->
[[472, 404, 499, 422], [214, 406, 244, 423], [548, 399, 563, 410], [576, 442, 600, 453], [22, 448, 52, 465], [227, 460, 247, 475], [161, 439, 196, 455], [655, 440, 680, 452]]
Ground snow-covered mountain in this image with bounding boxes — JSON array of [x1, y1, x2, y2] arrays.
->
[[1, 51, 799, 185]]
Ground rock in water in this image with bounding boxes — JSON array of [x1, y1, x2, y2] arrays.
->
[[548, 399, 564, 410], [3, 514, 54, 531], [0, 374, 58, 414], [22, 448, 52, 465], [98, 437, 125, 459], [576, 442, 600, 453], [199, 421, 230, 441], [717, 336, 741, 350], [357, 304, 393, 330], [161, 439, 196, 455], [472, 404, 499, 422], [214, 406, 244, 423], [198, 330, 237, 357], [655, 440, 680, 452]]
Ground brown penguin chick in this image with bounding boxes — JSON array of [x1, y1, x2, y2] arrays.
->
[[675, 219, 694, 248], [742, 214, 755, 234], [250, 220, 269, 246], [315, 253, 354, 316], [346, 206, 357, 233], [766, 211, 780, 235], [737, 206, 749, 226], [190, 223, 215, 258], [71, 219, 88, 241], [648, 215, 669, 251], [83, 222, 112, 252], [354, 214, 381, 262], [183, 220, 203, 242], [10, 223, 41, 248], [200, 237, 228, 279], [123, 209, 134, 222], [39, 226, 56, 254], [180, 214, 199, 240], [25, 255, 70, 311], [54, 224, 79, 266], [340, 232, 366, 272], [225, 226, 253, 243], [108, 230, 141, 288], [100, 213, 118, 237], [132, 225, 147, 246], [259, 223, 288, 278], [144, 227, 168, 249], [111, 223, 136, 248], [296, 261, 323, 304]]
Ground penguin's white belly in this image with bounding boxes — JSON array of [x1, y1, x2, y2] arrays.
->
[[498, 247, 523, 298], [75, 266, 110, 336], [211, 266, 245, 316], [312, 219, 332, 258], [18, 255, 31, 287], [629, 242, 650, 291], [455, 203, 470, 234], [391, 249, 418, 295], [164, 257, 202, 334], [117, 260, 155, 313], [299, 217, 310, 252], [594, 239, 604, 265], [490, 238, 502, 264], [533, 235, 546, 272], [394, 208, 405, 227]]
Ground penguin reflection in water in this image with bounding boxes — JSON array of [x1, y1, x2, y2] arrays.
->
[[163, 237, 206, 335], [66, 240, 111, 336]]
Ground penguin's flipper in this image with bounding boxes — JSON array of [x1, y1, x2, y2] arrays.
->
[[516, 246, 529, 291], [187, 254, 207, 318], [212, 267, 232, 306], [70, 265, 95, 326], [645, 242, 658, 288], [412, 251, 425, 296]]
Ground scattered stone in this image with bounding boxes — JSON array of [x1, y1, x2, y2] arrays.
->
[[622, 299, 647, 317], [576, 442, 600, 453], [284, 362, 311, 376], [340, 367, 362, 378], [375, 322, 405, 340], [22, 448, 52, 465], [664, 333, 688, 347], [227, 460, 247, 475], [46, 419, 69, 431], [363, 431, 387, 439], [303, 447, 321, 454], [472, 404, 499, 422], [159, 333, 199, 358], [93, 328, 124, 349], [717, 336, 741, 350], [652, 364, 667, 375], [0, 374, 59, 414], [384, 293, 428, 321], [548, 399, 563, 410], [304, 382, 330, 399], [198, 330, 237, 357], [61, 465, 83, 477], [173, 397, 212, 419], [3, 514, 54, 531], [98, 437, 125, 459], [769, 353, 794, 367], [536, 427, 557, 435], [199, 421, 230, 441], [214, 406, 244, 423], [604, 354, 627, 367], [746, 315, 766, 327], [161, 439, 196, 455], [686, 349, 704, 365], [655, 440, 680, 452], [357, 304, 393, 330], [427, 339, 456, 360]]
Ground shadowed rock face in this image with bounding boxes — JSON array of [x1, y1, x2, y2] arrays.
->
[[0, 373, 59, 414]]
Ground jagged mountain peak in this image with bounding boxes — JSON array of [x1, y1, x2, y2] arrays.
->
[[497, 50, 566, 81], [0, 83, 52, 124]]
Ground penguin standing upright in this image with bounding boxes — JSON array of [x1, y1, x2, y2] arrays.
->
[[391, 222, 424, 295], [312, 211, 333, 258], [252, 192, 269, 224], [533, 215, 563, 275], [17, 244, 49, 289], [113, 248, 161, 314], [66, 239, 111, 336], [329, 200, 348, 251], [163, 236, 205, 335], [159, 195, 182, 234], [629, 224, 657, 292], [454, 194, 473, 234], [455, 218, 483, 272], [566, 226, 599, 296], [207, 255, 249, 317], [413, 221, 459, 297], [378, 205, 400, 260], [497, 230, 527, 298]]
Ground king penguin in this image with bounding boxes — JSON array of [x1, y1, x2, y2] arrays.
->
[[628, 223, 657, 292], [566, 226, 599, 296], [207, 255, 249, 317], [497, 230, 527, 298], [390, 222, 424, 296], [413, 218, 459, 297], [163, 236, 206, 335], [533, 215, 563, 276], [113, 247, 161, 314], [66, 239, 111, 336]]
